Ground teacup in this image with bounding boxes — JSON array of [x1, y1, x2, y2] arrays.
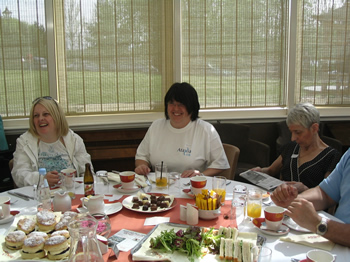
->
[[264, 206, 285, 231], [190, 176, 207, 195], [119, 171, 136, 189], [81, 195, 105, 214], [0, 196, 11, 219], [306, 249, 335, 262]]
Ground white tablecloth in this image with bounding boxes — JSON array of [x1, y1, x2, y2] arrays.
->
[[1, 176, 349, 262]]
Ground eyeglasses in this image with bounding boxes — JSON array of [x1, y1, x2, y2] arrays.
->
[[32, 96, 57, 105]]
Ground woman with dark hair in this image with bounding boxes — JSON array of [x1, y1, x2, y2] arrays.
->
[[135, 82, 229, 177]]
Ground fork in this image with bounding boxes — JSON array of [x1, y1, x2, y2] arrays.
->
[[145, 176, 152, 193]]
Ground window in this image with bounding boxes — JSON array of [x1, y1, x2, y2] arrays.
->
[[1, 0, 349, 128]]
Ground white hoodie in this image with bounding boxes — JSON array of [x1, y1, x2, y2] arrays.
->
[[12, 129, 92, 187]]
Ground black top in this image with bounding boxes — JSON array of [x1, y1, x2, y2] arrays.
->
[[280, 141, 341, 189]]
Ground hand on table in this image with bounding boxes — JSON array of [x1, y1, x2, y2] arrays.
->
[[285, 198, 320, 233], [271, 183, 298, 208], [46, 170, 60, 187], [135, 164, 151, 175], [181, 169, 201, 178]]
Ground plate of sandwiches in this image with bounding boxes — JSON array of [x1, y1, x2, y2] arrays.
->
[[1, 210, 79, 261], [131, 222, 266, 262]]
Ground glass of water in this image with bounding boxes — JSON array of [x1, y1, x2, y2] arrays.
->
[[95, 170, 109, 195], [231, 185, 247, 226]]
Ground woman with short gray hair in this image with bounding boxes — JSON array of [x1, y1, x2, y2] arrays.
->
[[252, 103, 340, 193]]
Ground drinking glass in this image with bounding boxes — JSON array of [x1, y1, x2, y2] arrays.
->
[[168, 172, 180, 195], [155, 163, 168, 189], [251, 246, 272, 262], [231, 185, 247, 226], [247, 188, 262, 219], [212, 176, 226, 205], [95, 170, 109, 195]]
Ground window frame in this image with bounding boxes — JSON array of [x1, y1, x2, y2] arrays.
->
[[3, 0, 350, 133]]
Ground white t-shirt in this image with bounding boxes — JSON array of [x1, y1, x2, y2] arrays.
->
[[136, 119, 229, 173]]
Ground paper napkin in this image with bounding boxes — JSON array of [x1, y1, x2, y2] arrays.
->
[[280, 233, 335, 251]]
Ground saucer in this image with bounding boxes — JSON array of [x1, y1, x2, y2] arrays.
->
[[77, 202, 122, 216], [0, 210, 20, 225], [113, 184, 141, 193], [252, 217, 290, 236], [182, 189, 195, 198]]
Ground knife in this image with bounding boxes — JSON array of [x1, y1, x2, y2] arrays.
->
[[8, 191, 33, 201]]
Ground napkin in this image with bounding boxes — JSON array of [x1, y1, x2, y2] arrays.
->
[[107, 172, 148, 188], [280, 233, 335, 251], [186, 203, 198, 225]]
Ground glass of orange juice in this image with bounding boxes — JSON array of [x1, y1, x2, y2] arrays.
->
[[155, 163, 168, 189], [212, 176, 227, 205], [247, 188, 262, 219]]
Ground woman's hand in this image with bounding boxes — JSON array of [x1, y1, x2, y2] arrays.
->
[[45, 171, 60, 187], [251, 166, 263, 172], [181, 169, 201, 178], [135, 164, 151, 175], [271, 183, 298, 208]]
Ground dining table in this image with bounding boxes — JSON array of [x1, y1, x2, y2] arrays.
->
[[0, 174, 349, 262]]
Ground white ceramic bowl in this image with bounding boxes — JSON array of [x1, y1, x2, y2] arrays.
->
[[198, 208, 221, 220]]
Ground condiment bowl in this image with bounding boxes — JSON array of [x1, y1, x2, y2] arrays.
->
[[198, 207, 221, 220]]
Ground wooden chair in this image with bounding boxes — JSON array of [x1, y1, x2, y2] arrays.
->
[[221, 143, 240, 180]]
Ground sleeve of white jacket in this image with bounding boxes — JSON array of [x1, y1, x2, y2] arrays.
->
[[11, 138, 40, 187]]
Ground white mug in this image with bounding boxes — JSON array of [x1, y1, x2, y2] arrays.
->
[[0, 196, 11, 219]]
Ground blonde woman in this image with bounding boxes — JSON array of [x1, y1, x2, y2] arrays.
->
[[12, 96, 92, 187]]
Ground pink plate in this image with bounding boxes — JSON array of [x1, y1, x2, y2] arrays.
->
[[182, 189, 195, 198]]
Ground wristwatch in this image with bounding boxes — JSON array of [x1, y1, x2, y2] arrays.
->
[[316, 217, 329, 235]]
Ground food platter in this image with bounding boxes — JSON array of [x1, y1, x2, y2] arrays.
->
[[131, 222, 266, 261], [122, 193, 177, 214]]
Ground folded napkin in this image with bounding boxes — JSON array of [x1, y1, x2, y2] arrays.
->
[[280, 233, 335, 251], [107, 172, 148, 188]]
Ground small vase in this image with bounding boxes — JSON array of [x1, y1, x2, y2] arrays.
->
[[53, 191, 72, 213]]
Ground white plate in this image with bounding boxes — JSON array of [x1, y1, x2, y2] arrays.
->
[[0, 210, 20, 225], [113, 184, 141, 194], [77, 202, 123, 216], [253, 218, 290, 236], [283, 216, 311, 232], [122, 194, 177, 213]]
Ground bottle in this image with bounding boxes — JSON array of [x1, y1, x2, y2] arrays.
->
[[38, 179, 52, 211], [34, 168, 47, 201], [84, 163, 95, 197]]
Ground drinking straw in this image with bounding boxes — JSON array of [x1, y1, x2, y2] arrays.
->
[[160, 161, 163, 179]]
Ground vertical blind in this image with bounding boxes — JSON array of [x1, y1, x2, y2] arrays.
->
[[296, 0, 350, 106], [54, 0, 173, 115], [0, 0, 350, 119], [181, 0, 288, 108]]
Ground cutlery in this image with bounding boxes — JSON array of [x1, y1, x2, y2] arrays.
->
[[226, 181, 231, 186], [8, 191, 33, 201], [145, 176, 152, 193], [183, 182, 190, 186]]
